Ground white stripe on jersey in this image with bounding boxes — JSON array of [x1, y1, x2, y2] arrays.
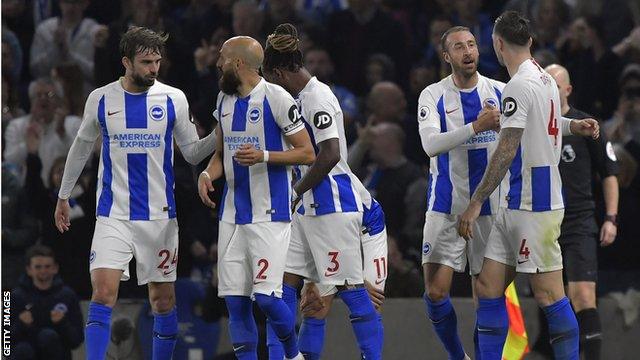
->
[[215, 79, 305, 224], [294, 77, 364, 216], [76, 80, 197, 221], [418, 74, 505, 215], [498, 59, 564, 212]]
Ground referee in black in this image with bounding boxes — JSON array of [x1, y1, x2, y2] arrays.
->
[[539, 64, 619, 360]]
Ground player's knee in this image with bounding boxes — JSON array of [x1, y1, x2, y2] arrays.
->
[[569, 287, 595, 311], [150, 293, 175, 314], [254, 293, 277, 311], [425, 287, 449, 302], [302, 304, 330, 319], [533, 288, 562, 307], [283, 272, 303, 289], [91, 284, 118, 307], [474, 274, 502, 299]]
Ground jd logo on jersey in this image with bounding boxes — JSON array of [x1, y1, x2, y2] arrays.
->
[[288, 105, 302, 123], [149, 105, 165, 121], [502, 97, 517, 116], [248, 107, 261, 123], [313, 111, 332, 129]]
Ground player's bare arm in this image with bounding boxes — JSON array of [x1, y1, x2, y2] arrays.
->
[[198, 125, 223, 209], [234, 128, 315, 166], [458, 127, 524, 240], [293, 138, 339, 197]]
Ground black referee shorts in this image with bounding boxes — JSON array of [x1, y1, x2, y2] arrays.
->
[[558, 210, 599, 283]]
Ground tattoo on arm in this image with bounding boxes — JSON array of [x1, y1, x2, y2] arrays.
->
[[470, 128, 524, 204]]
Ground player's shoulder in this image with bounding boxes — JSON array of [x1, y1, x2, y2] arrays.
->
[[263, 80, 294, 102], [419, 76, 450, 102], [303, 78, 340, 108], [478, 74, 506, 91], [86, 81, 121, 103], [151, 81, 188, 101], [503, 73, 531, 97]]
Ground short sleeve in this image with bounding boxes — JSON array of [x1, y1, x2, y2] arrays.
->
[[171, 90, 199, 147], [590, 131, 619, 178], [417, 87, 441, 131], [76, 91, 102, 141], [500, 78, 530, 129], [269, 87, 305, 136], [303, 94, 340, 145]]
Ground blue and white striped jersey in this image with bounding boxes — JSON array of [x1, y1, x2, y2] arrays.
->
[[499, 59, 564, 212], [294, 77, 365, 216], [76, 80, 199, 220], [214, 79, 305, 224], [418, 74, 505, 215]]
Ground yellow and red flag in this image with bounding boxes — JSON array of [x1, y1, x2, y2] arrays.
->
[[502, 282, 530, 360]]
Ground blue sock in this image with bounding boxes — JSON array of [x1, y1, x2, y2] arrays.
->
[[266, 319, 285, 360], [255, 293, 299, 359], [225, 296, 258, 360], [267, 284, 298, 359], [85, 302, 112, 360], [339, 288, 381, 360], [152, 308, 178, 360], [377, 313, 384, 354], [543, 297, 579, 360], [425, 295, 465, 360], [298, 317, 325, 360], [476, 296, 508, 360], [473, 324, 481, 360]]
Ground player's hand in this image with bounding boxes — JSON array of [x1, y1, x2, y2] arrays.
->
[[364, 280, 385, 310], [197, 171, 216, 209], [600, 221, 617, 247], [50, 309, 65, 324], [473, 103, 501, 133], [571, 118, 600, 139], [300, 283, 325, 317], [54, 198, 71, 233], [19, 310, 34, 326], [458, 201, 482, 240], [234, 144, 263, 166]]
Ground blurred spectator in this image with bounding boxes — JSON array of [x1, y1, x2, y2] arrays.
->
[[531, 0, 569, 52], [606, 64, 640, 144], [1, 164, 39, 291], [174, 0, 232, 52], [232, 0, 265, 44], [260, 0, 302, 38], [613, 27, 640, 64], [2, 0, 36, 77], [351, 122, 424, 239], [533, 48, 559, 68], [421, 15, 453, 80], [2, 25, 24, 83], [3, 77, 82, 186], [453, 0, 500, 77], [296, 0, 348, 25], [11, 245, 84, 360], [304, 46, 360, 141], [382, 235, 424, 298], [559, 15, 623, 120], [52, 62, 86, 115], [30, 0, 100, 93], [365, 53, 396, 91], [407, 64, 437, 116], [2, 75, 26, 141], [192, 26, 231, 108], [401, 170, 428, 262], [575, 0, 635, 47], [327, 0, 409, 94]]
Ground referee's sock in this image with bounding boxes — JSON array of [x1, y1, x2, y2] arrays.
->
[[298, 317, 326, 360], [225, 296, 258, 360], [152, 308, 178, 360], [255, 293, 300, 359], [266, 284, 298, 359], [424, 295, 465, 360], [544, 297, 579, 360], [576, 308, 601, 360], [339, 288, 381, 360], [476, 296, 508, 360], [85, 301, 112, 360]]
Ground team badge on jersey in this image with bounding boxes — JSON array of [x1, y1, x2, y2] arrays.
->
[[149, 105, 166, 121], [502, 97, 517, 116], [484, 98, 498, 109], [248, 107, 262, 123], [313, 111, 333, 129], [418, 106, 430, 121]]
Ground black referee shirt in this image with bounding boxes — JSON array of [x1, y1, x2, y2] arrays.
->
[[559, 107, 619, 214]]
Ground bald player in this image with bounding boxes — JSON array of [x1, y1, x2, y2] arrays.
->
[[197, 36, 315, 360], [544, 64, 619, 360]]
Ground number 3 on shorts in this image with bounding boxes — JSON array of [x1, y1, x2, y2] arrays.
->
[[157, 248, 178, 269], [326, 251, 340, 274]]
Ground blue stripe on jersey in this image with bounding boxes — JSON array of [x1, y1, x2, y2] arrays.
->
[[263, 98, 290, 222], [294, 166, 305, 215], [124, 92, 148, 129], [531, 166, 552, 211], [507, 146, 523, 209], [426, 173, 433, 208], [303, 120, 319, 154], [311, 177, 336, 215], [494, 87, 502, 111], [163, 96, 177, 218], [232, 97, 249, 131], [460, 89, 482, 125], [219, 182, 228, 219], [333, 174, 358, 212], [127, 153, 150, 220], [468, 148, 492, 215], [232, 98, 252, 224], [96, 95, 113, 217], [433, 95, 453, 213]]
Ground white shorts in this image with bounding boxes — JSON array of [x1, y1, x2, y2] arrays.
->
[[90, 216, 178, 285], [217, 221, 291, 298], [316, 227, 389, 297], [484, 208, 564, 273], [285, 212, 364, 286], [421, 212, 494, 275]]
